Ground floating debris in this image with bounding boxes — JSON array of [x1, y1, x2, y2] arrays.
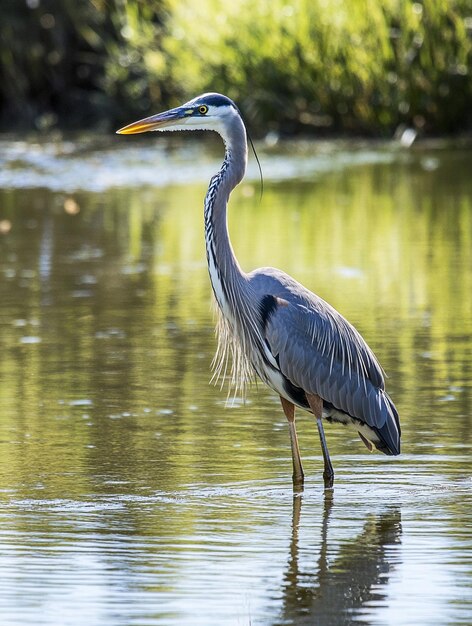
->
[[19, 336, 42, 344]]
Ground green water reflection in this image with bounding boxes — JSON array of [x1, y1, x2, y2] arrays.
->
[[0, 142, 471, 625]]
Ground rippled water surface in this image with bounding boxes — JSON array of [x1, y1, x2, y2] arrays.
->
[[0, 136, 471, 625]]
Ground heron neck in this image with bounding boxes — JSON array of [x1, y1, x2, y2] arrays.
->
[[204, 126, 248, 318]]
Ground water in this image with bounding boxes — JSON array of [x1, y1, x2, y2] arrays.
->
[[0, 136, 471, 625]]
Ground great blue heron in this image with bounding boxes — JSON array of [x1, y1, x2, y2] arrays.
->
[[117, 93, 401, 489]]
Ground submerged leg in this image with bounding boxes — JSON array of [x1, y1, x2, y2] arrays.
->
[[306, 393, 334, 489], [280, 396, 304, 488]]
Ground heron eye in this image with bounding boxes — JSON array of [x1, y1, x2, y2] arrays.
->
[[198, 105, 208, 115]]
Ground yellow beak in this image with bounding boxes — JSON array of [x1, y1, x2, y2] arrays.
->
[[116, 107, 185, 135]]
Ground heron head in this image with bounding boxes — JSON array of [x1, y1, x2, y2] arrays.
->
[[116, 93, 240, 136]]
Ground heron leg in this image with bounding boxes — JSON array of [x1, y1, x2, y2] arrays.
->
[[280, 396, 304, 488], [306, 393, 334, 490]]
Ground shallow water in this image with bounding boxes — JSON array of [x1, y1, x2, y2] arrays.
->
[[0, 137, 471, 625]]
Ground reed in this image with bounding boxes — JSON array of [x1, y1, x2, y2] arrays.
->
[[0, 0, 470, 134]]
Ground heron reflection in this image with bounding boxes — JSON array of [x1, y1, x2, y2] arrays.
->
[[278, 496, 402, 625]]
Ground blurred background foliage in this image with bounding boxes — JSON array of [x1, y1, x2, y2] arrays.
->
[[0, 0, 471, 135]]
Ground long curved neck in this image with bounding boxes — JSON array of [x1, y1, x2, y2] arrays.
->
[[204, 118, 248, 319]]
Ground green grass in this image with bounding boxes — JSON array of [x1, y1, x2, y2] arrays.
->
[[0, 0, 470, 134], [161, 0, 472, 134]]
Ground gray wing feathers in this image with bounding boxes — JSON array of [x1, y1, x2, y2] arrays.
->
[[265, 298, 394, 434], [375, 392, 400, 455]]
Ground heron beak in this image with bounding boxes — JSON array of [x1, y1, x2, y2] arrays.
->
[[116, 107, 186, 135]]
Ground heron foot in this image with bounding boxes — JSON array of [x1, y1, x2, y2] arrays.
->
[[306, 393, 335, 491], [280, 396, 305, 489], [292, 473, 305, 493], [323, 469, 334, 490]]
